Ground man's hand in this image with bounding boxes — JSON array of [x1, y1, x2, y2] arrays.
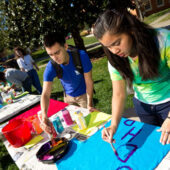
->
[[88, 106, 99, 112], [40, 116, 52, 134], [157, 118, 170, 145]]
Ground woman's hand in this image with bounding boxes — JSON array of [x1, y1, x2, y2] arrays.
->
[[157, 118, 170, 145], [102, 125, 116, 143]]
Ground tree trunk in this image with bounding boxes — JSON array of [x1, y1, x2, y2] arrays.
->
[[71, 29, 86, 51], [134, 0, 144, 21]]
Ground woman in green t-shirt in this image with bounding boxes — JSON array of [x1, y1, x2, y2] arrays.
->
[[93, 9, 170, 145]]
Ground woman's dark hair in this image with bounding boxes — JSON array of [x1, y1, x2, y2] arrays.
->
[[14, 47, 26, 58], [0, 72, 6, 83], [93, 10, 160, 85], [44, 32, 66, 47]]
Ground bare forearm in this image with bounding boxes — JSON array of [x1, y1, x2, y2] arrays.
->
[[41, 94, 50, 119], [86, 81, 94, 107], [21, 68, 25, 72], [33, 62, 39, 71]]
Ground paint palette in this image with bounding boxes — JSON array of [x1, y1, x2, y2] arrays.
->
[[36, 137, 69, 164]]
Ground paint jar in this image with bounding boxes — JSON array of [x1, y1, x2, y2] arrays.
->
[[62, 108, 73, 126], [1, 92, 6, 103], [32, 117, 43, 135], [74, 111, 87, 130], [8, 90, 14, 99], [4, 92, 13, 104], [52, 116, 64, 134], [9, 89, 16, 99]]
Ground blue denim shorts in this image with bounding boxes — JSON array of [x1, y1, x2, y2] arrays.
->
[[133, 97, 170, 126]]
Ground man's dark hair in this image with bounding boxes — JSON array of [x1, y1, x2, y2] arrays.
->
[[44, 32, 66, 47]]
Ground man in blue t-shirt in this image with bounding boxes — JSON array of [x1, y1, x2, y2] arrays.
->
[[41, 32, 95, 133]]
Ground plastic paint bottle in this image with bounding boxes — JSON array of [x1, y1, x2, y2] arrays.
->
[[9, 89, 16, 99], [62, 108, 73, 126], [74, 111, 87, 130], [52, 116, 64, 134], [1, 92, 6, 103], [5, 92, 13, 104], [32, 117, 43, 135]]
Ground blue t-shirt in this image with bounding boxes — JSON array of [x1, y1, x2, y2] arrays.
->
[[43, 50, 92, 97]]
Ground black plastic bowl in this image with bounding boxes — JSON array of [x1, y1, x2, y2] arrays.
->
[[36, 137, 69, 164]]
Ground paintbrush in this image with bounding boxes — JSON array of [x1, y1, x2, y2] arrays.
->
[[103, 125, 118, 156]]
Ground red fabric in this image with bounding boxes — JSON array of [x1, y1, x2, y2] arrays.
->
[[10, 99, 68, 122]]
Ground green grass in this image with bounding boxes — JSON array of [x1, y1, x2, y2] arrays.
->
[[32, 49, 47, 60], [159, 13, 170, 22], [36, 58, 50, 66], [83, 36, 98, 46], [0, 142, 19, 170], [144, 8, 170, 24], [66, 36, 98, 46]]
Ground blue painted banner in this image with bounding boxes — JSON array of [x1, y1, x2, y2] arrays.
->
[[56, 118, 170, 170]]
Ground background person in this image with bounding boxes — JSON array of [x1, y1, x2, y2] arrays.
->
[[40, 32, 95, 133], [93, 10, 170, 145], [0, 67, 32, 93], [14, 47, 42, 94]]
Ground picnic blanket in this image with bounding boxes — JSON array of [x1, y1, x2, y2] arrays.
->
[[56, 118, 170, 170]]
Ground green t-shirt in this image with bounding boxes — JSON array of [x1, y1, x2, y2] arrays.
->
[[108, 28, 170, 104]]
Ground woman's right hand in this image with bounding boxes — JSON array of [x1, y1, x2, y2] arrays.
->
[[40, 116, 52, 134], [102, 125, 117, 143]]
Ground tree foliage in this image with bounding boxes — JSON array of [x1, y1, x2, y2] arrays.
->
[[0, 0, 135, 51]]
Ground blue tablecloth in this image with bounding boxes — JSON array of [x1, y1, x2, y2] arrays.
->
[[56, 118, 170, 170]]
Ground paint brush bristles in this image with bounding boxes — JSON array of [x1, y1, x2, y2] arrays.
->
[[103, 125, 118, 155]]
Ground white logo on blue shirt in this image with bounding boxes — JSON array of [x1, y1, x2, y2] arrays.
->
[[75, 70, 80, 75]]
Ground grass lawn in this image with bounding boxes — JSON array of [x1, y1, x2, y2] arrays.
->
[[66, 36, 98, 46], [144, 8, 170, 24]]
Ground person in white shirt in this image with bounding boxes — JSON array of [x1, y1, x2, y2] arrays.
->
[[14, 47, 42, 94]]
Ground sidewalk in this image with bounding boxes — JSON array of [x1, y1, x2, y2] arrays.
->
[[150, 12, 170, 28]]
